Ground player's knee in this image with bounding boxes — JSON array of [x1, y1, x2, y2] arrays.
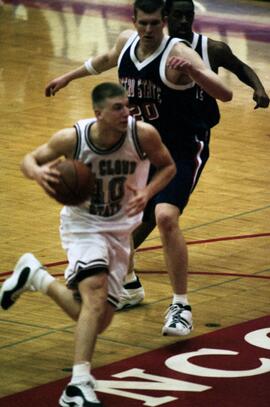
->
[[155, 210, 178, 233]]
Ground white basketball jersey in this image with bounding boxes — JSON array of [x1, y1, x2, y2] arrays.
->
[[60, 116, 150, 234]]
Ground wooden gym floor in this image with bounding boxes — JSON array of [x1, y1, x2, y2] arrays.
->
[[0, 0, 269, 401]]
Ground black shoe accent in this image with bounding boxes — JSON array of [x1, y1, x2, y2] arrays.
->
[[174, 303, 192, 312], [1, 267, 31, 310], [123, 276, 142, 290], [61, 385, 102, 407], [168, 316, 191, 329]]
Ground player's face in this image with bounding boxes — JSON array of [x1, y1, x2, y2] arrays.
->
[[167, 2, 194, 41], [133, 9, 166, 48], [100, 96, 130, 133]]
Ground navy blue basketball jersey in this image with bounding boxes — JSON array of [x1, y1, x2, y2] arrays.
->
[[192, 33, 220, 128], [118, 33, 209, 158]]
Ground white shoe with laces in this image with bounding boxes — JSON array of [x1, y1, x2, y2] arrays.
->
[[162, 303, 193, 336], [0, 253, 42, 310]]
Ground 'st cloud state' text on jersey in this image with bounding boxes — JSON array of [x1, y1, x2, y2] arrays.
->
[[60, 116, 150, 234]]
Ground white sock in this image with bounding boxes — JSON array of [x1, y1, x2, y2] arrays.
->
[[124, 271, 137, 284], [32, 267, 55, 294], [71, 362, 91, 384], [172, 294, 189, 306]]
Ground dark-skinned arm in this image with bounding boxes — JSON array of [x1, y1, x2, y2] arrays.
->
[[208, 39, 269, 109]]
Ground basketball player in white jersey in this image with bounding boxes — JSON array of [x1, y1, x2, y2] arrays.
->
[[0, 82, 175, 407], [44, 0, 232, 339]]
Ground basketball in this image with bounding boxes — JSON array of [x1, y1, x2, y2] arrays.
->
[[50, 159, 95, 205]]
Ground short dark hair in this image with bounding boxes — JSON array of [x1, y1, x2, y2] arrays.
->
[[91, 82, 126, 108], [133, 0, 166, 19], [165, 0, 194, 15]]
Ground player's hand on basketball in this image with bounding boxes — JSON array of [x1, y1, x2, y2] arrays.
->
[[45, 76, 69, 97], [167, 56, 192, 75], [35, 159, 62, 195], [253, 89, 270, 109], [125, 184, 148, 217]]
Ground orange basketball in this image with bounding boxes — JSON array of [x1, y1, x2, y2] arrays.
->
[[50, 159, 95, 205]]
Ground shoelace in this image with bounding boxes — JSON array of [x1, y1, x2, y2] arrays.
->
[[168, 304, 193, 330], [169, 304, 184, 322]]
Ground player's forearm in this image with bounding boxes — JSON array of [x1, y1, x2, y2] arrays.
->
[[45, 65, 91, 96], [191, 68, 233, 102], [233, 64, 269, 108], [45, 54, 117, 96], [145, 162, 176, 200], [236, 64, 266, 92], [20, 154, 40, 180], [58, 54, 116, 83], [62, 65, 91, 83]]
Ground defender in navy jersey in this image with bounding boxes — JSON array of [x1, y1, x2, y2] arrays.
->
[[44, 0, 232, 338], [125, 0, 269, 315], [1, 82, 175, 407], [118, 32, 208, 154]]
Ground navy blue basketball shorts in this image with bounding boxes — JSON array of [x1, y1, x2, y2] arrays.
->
[[143, 130, 210, 220]]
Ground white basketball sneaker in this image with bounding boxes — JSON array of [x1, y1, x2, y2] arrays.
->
[[0, 253, 42, 310], [162, 303, 193, 336], [59, 379, 102, 407], [117, 276, 145, 310]]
